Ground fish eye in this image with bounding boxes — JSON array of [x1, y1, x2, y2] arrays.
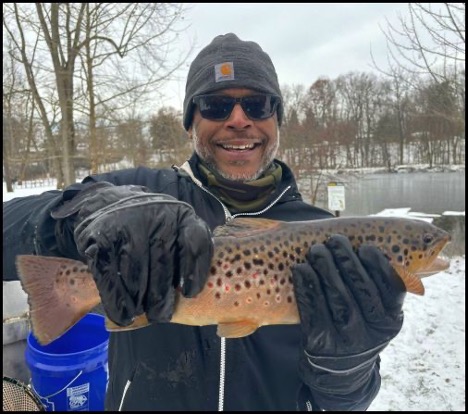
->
[[423, 234, 434, 244]]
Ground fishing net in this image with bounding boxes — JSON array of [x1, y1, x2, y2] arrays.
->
[[3, 376, 45, 411]]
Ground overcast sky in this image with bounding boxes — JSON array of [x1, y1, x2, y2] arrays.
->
[[159, 3, 414, 109]]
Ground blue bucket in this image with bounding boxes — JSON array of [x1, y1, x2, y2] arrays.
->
[[25, 313, 109, 411]]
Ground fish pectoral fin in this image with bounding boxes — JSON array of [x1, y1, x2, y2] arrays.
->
[[105, 314, 150, 332], [395, 266, 425, 296], [217, 320, 260, 338]]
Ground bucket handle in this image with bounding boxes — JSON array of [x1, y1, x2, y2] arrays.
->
[[29, 370, 83, 399]]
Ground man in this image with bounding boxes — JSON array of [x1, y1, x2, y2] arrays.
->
[[3, 33, 405, 411]]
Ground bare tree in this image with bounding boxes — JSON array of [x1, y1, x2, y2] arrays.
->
[[377, 3, 465, 88], [3, 3, 190, 187]]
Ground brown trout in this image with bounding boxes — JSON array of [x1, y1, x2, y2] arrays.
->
[[16, 217, 451, 345]]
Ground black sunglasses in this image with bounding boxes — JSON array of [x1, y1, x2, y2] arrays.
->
[[192, 94, 281, 122]]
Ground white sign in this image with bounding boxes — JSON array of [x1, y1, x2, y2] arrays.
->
[[327, 182, 346, 211]]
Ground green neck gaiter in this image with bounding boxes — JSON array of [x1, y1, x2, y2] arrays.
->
[[198, 162, 283, 213]]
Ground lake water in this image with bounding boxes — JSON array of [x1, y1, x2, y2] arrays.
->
[[314, 172, 465, 217]]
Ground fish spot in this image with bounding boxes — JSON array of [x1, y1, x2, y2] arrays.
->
[[216, 278, 222, 287], [225, 285, 230, 292], [236, 267, 242, 275], [392, 245, 400, 253], [69, 279, 75, 286], [278, 263, 284, 271], [226, 270, 233, 278], [287, 296, 293, 303], [259, 279, 265, 286], [231, 254, 241, 263], [235, 283, 242, 292], [275, 287, 280, 293], [280, 278, 286, 285], [253, 258, 264, 266], [217, 251, 225, 259], [210, 266, 217, 275], [246, 297, 253, 304], [80, 268, 87, 273], [264, 301, 270, 307], [72, 266, 78, 272], [244, 262, 252, 270], [266, 289, 271, 295], [215, 292, 221, 300], [244, 280, 251, 289], [256, 293, 261, 299], [65, 269, 71, 276], [243, 249, 251, 256], [234, 301, 239, 307], [207, 282, 214, 289], [275, 295, 281, 303]]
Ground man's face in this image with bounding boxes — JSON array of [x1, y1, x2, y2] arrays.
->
[[189, 88, 280, 182]]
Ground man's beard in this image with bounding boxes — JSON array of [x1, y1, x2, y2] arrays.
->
[[191, 128, 280, 182]]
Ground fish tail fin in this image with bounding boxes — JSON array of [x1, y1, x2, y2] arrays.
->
[[15, 255, 99, 345]]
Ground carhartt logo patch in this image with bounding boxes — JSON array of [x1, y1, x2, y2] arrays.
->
[[215, 62, 235, 82]]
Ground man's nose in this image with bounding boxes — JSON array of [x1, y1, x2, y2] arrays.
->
[[225, 103, 253, 129]]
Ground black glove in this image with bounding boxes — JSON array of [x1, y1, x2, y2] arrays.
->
[[51, 182, 213, 327], [292, 234, 406, 406]]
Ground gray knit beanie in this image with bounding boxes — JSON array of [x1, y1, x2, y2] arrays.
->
[[183, 33, 283, 130]]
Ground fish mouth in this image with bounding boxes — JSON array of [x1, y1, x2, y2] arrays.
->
[[418, 257, 450, 278], [416, 235, 451, 278]]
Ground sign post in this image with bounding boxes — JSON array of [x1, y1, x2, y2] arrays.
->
[[327, 182, 345, 217]]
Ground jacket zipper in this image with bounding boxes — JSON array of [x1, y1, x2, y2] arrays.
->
[[178, 161, 292, 411], [117, 164, 292, 410]]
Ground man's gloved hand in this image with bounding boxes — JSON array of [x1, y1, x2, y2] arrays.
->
[[51, 182, 213, 327], [292, 234, 406, 400]]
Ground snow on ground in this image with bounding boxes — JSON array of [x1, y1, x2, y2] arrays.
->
[[3, 180, 466, 411]]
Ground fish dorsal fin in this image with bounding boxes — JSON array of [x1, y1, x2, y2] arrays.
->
[[394, 265, 425, 296], [217, 320, 260, 338], [213, 217, 282, 238]]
